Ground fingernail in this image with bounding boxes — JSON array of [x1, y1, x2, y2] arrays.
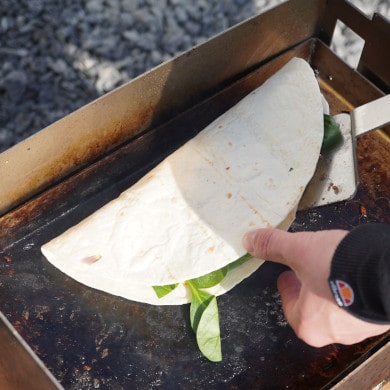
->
[[243, 231, 255, 253]]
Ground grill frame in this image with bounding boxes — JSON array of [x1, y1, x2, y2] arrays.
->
[[0, 1, 389, 388]]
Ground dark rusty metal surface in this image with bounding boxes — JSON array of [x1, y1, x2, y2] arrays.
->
[[0, 0, 327, 217], [0, 40, 315, 250], [1, 41, 390, 389]]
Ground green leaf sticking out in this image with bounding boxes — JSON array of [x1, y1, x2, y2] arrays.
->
[[188, 281, 222, 362], [189, 267, 228, 289], [189, 252, 253, 289], [225, 252, 253, 272], [152, 283, 178, 298], [151, 253, 254, 362], [194, 295, 221, 362], [187, 282, 213, 331], [322, 114, 342, 152]]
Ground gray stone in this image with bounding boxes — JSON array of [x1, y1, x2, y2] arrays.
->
[[26, 0, 44, 15], [0, 0, 389, 153], [2, 70, 28, 103], [86, 0, 105, 13], [121, 0, 140, 13], [123, 30, 139, 42], [0, 129, 12, 147], [95, 65, 123, 92], [48, 58, 68, 74]]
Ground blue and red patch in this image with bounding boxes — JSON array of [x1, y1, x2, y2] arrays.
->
[[330, 279, 355, 307]]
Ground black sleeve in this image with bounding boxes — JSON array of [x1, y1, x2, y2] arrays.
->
[[328, 223, 390, 324]]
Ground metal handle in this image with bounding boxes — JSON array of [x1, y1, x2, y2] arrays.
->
[[351, 94, 390, 137]]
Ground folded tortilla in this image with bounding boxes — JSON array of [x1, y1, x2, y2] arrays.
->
[[42, 57, 324, 305]]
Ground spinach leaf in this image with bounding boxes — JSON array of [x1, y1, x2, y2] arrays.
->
[[195, 294, 221, 362], [152, 283, 178, 298], [322, 114, 342, 152], [151, 253, 253, 362], [188, 281, 214, 331], [190, 252, 253, 289], [189, 267, 228, 289], [188, 281, 222, 362], [225, 252, 253, 272]]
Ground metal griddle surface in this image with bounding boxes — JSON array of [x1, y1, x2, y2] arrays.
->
[[1, 41, 390, 389]]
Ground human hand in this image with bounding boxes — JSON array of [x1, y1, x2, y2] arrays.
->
[[243, 228, 390, 347]]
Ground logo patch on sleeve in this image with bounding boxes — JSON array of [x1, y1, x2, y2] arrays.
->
[[329, 279, 355, 307]]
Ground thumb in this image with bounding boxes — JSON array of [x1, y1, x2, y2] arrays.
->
[[243, 228, 348, 273], [243, 228, 304, 268]]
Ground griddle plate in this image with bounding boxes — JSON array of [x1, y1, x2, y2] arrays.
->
[[1, 41, 390, 389]]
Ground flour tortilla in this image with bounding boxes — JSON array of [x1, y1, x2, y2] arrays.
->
[[42, 57, 324, 305]]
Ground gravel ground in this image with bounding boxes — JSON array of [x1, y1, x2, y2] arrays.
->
[[0, 0, 389, 153]]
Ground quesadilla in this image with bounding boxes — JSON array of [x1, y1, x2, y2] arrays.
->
[[41, 57, 324, 305]]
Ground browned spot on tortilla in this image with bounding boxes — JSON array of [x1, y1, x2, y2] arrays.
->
[[82, 255, 102, 264], [208, 246, 215, 253], [227, 193, 232, 199]]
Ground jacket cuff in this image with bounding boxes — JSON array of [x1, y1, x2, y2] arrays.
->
[[328, 223, 390, 324]]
